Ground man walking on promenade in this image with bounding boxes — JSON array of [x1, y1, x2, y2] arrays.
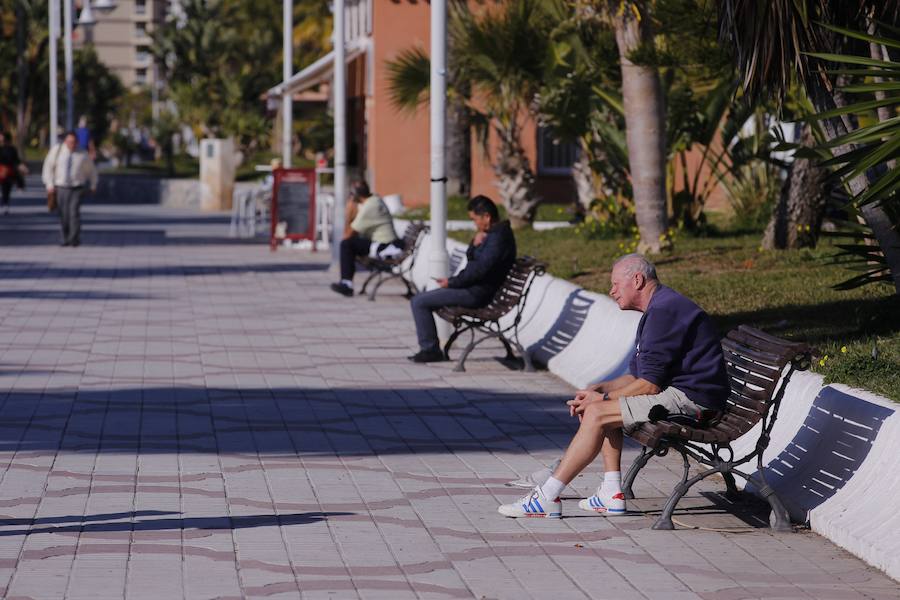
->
[[42, 131, 98, 247], [408, 195, 516, 363], [498, 254, 729, 517]]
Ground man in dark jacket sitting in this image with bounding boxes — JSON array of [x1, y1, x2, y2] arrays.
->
[[408, 195, 516, 363]]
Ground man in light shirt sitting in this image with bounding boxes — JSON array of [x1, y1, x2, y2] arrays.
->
[[330, 179, 403, 297], [42, 131, 98, 247]]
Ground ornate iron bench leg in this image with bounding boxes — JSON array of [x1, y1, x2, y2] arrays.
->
[[731, 468, 792, 532], [401, 275, 416, 299], [443, 324, 471, 360], [359, 270, 378, 297], [453, 330, 496, 373], [511, 339, 535, 372], [722, 471, 740, 500], [369, 271, 397, 301], [653, 446, 693, 530], [622, 446, 654, 500]]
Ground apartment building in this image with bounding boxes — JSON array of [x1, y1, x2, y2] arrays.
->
[[78, 0, 168, 89]]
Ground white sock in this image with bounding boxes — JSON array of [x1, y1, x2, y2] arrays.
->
[[539, 476, 566, 501], [341, 279, 353, 287], [601, 471, 622, 495]]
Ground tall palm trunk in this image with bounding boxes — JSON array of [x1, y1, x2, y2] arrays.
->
[[763, 124, 829, 249], [494, 124, 539, 229], [446, 94, 471, 197], [613, 4, 669, 253]]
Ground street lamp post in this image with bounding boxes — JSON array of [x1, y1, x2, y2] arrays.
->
[[332, 0, 346, 268], [48, 0, 59, 146], [282, 0, 292, 168], [429, 0, 450, 340], [55, 0, 116, 138]]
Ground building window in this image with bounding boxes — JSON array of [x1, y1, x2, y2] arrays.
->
[[135, 68, 147, 85], [537, 127, 577, 175], [135, 0, 146, 15], [135, 46, 150, 62], [135, 22, 147, 37]]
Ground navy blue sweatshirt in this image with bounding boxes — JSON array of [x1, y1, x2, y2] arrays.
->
[[628, 285, 729, 410], [447, 220, 516, 304]]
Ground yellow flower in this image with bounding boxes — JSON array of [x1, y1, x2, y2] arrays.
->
[[841, 346, 848, 353], [819, 359, 825, 366], [757, 246, 764, 253]]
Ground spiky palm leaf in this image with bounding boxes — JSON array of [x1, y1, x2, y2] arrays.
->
[[385, 47, 431, 112]]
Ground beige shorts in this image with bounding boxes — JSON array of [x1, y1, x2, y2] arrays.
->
[[618, 387, 704, 434]]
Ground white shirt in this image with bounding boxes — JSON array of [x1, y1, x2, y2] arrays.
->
[[42, 144, 98, 190]]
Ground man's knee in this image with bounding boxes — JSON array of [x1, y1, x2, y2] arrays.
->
[[411, 289, 436, 311], [584, 401, 621, 430]]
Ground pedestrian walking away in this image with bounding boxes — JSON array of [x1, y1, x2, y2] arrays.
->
[[41, 131, 98, 247]]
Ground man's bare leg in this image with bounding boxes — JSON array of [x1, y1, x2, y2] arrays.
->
[[553, 402, 624, 485]]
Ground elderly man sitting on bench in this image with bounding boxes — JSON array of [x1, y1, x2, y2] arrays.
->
[[498, 254, 729, 518], [408, 195, 516, 363]]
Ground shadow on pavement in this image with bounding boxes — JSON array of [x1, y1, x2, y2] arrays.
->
[[0, 512, 350, 536], [0, 386, 575, 456], [0, 262, 327, 279]]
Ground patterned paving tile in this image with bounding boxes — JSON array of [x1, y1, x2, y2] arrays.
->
[[0, 193, 895, 598]]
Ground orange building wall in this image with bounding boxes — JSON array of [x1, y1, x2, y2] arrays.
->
[[367, 0, 576, 209], [369, 1, 432, 206]]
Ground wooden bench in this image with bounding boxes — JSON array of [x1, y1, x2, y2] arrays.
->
[[436, 256, 546, 373], [357, 221, 429, 301], [621, 326, 812, 531]]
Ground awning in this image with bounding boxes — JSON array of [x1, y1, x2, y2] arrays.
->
[[267, 38, 369, 99]]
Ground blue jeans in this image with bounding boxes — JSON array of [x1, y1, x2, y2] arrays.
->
[[411, 287, 482, 352]]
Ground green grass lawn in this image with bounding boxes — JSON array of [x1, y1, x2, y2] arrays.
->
[[451, 224, 900, 401]]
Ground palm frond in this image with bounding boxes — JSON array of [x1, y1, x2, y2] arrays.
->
[[384, 47, 430, 113]]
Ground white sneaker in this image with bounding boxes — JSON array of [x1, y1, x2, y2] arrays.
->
[[498, 486, 561, 518], [578, 487, 626, 516], [505, 459, 561, 489]]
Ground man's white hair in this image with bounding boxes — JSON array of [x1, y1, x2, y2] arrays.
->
[[613, 253, 659, 282]]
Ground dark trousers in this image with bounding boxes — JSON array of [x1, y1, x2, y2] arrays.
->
[[410, 287, 482, 352], [339, 236, 407, 281], [57, 186, 84, 245], [0, 179, 11, 207], [339, 236, 372, 281]]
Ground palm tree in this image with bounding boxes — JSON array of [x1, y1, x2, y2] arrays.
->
[[719, 0, 900, 293], [570, 0, 669, 251], [387, 1, 553, 229]]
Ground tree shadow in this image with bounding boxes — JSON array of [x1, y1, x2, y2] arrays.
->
[[0, 512, 350, 537], [712, 295, 900, 345], [0, 386, 576, 457], [0, 262, 327, 280], [0, 291, 155, 300]]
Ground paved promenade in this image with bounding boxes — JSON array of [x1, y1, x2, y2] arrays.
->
[[0, 191, 896, 599]]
